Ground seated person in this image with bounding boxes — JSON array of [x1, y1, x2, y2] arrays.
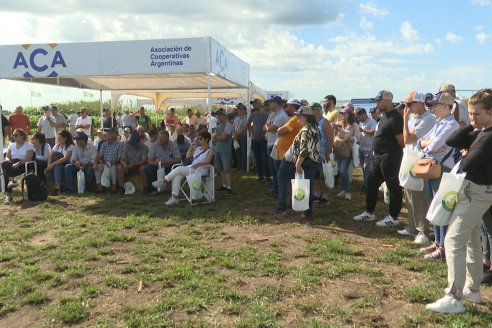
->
[[45, 130, 74, 195], [65, 131, 97, 193], [94, 128, 123, 192], [141, 130, 181, 194], [176, 134, 191, 160], [147, 128, 158, 148], [120, 127, 131, 142], [163, 131, 214, 205], [31, 132, 51, 182], [117, 131, 148, 194], [1, 129, 34, 204], [93, 128, 106, 149]]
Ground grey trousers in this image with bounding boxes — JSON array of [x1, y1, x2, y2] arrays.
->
[[404, 188, 429, 234]]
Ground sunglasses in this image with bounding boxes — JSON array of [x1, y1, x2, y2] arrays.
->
[[13, 134, 21, 137]]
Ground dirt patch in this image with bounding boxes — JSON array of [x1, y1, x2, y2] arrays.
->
[[30, 231, 58, 246]]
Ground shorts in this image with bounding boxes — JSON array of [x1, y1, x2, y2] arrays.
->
[[215, 151, 231, 173]]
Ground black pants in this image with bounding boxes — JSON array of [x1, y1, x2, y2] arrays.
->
[[366, 152, 403, 218], [1, 160, 26, 192]]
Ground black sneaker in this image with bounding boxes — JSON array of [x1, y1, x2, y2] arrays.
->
[[313, 196, 321, 203], [319, 198, 329, 205], [226, 188, 232, 194], [219, 186, 228, 192]]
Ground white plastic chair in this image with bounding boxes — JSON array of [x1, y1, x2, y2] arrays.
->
[[170, 163, 215, 205]]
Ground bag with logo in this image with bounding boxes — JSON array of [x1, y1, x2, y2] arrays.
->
[[399, 145, 424, 191], [77, 170, 85, 194], [21, 173, 48, 201], [291, 172, 310, 212], [426, 162, 465, 226], [186, 169, 203, 200]]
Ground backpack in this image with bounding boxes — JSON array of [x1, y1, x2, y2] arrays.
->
[[21, 173, 48, 201]]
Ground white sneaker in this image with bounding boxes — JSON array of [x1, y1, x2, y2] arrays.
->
[[426, 294, 465, 313], [397, 226, 416, 237], [3, 196, 13, 205], [344, 193, 352, 200], [414, 232, 430, 244], [444, 287, 482, 304], [353, 211, 376, 222], [336, 191, 345, 198], [376, 215, 400, 227], [164, 196, 178, 206]]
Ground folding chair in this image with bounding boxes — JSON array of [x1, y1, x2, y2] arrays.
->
[[171, 164, 215, 205], [0, 160, 37, 193]]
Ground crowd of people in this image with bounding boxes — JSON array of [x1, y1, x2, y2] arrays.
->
[[1, 83, 492, 314]]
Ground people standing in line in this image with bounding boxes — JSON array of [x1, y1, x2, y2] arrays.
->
[[356, 108, 377, 193], [247, 99, 270, 181], [181, 108, 199, 129], [68, 109, 79, 134], [50, 106, 67, 133], [8, 106, 31, 135], [122, 110, 135, 130], [263, 96, 289, 198], [369, 107, 380, 123], [399, 91, 436, 244], [135, 106, 152, 132], [417, 93, 460, 260], [37, 106, 57, 147], [232, 103, 248, 171], [75, 108, 92, 137], [322, 95, 340, 123], [439, 83, 469, 127], [353, 90, 404, 227], [426, 88, 492, 313], [213, 109, 233, 194]]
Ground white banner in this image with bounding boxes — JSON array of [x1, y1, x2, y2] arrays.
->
[[210, 38, 249, 88]]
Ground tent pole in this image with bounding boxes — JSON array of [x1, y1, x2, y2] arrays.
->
[[100, 90, 103, 129], [207, 73, 212, 129]]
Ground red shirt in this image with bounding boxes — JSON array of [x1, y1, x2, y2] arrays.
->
[[9, 114, 30, 133]]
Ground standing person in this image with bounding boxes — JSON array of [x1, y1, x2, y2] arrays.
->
[[65, 131, 97, 193], [116, 112, 123, 129], [75, 108, 92, 136], [100, 109, 116, 129], [290, 106, 321, 220], [426, 88, 492, 313], [135, 106, 152, 132], [165, 108, 180, 131], [195, 110, 205, 127], [1, 129, 34, 204], [8, 106, 31, 135], [417, 93, 460, 260], [356, 108, 378, 193], [37, 106, 57, 147], [312, 102, 334, 203], [334, 107, 360, 200], [122, 110, 134, 130], [232, 103, 248, 171], [263, 96, 289, 198], [353, 90, 404, 226], [50, 106, 67, 133], [181, 108, 199, 128], [322, 95, 340, 123], [398, 91, 436, 244], [213, 109, 233, 194], [45, 130, 75, 195], [439, 83, 469, 127], [369, 107, 380, 122], [31, 132, 51, 182], [68, 109, 79, 134], [247, 99, 270, 181]]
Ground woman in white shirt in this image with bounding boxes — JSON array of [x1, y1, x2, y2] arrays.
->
[[163, 131, 214, 205], [45, 130, 74, 195], [31, 132, 51, 182], [1, 129, 34, 204]]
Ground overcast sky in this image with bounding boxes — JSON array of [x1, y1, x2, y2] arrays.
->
[[1, 0, 491, 110]]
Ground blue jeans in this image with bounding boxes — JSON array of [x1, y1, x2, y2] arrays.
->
[[277, 160, 295, 211], [236, 135, 247, 171], [64, 164, 95, 192], [337, 156, 353, 193], [424, 166, 451, 246], [46, 164, 66, 189], [267, 145, 281, 194], [251, 139, 270, 179], [359, 149, 373, 190]]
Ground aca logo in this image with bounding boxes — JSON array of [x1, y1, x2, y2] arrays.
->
[[214, 46, 228, 77], [13, 43, 67, 77]]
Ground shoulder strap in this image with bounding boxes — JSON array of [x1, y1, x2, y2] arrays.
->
[[192, 148, 209, 161], [440, 148, 454, 165]]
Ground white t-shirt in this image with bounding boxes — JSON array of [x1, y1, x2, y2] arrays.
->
[[75, 116, 92, 135], [52, 144, 74, 156], [68, 113, 79, 126], [8, 142, 34, 161], [34, 143, 51, 162], [37, 116, 56, 138]]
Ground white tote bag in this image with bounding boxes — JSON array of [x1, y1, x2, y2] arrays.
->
[[426, 162, 466, 226], [329, 153, 339, 176], [322, 158, 335, 189], [291, 172, 310, 212], [352, 143, 360, 167], [77, 170, 85, 194], [186, 169, 203, 200], [398, 145, 424, 191], [101, 165, 112, 187], [156, 162, 166, 192]]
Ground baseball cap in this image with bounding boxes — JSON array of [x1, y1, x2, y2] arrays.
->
[[429, 92, 455, 106], [310, 102, 322, 110], [439, 83, 456, 93], [124, 127, 131, 132], [402, 91, 426, 103], [286, 98, 301, 106], [294, 106, 314, 116], [372, 90, 394, 102], [73, 131, 88, 141], [270, 96, 283, 104], [127, 131, 140, 145], [235, 103, 247, 110]]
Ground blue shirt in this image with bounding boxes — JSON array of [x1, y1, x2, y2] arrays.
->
[[417, 114, 459, 169], [408, 110, 436, 142], [317, 116, 328, 158]]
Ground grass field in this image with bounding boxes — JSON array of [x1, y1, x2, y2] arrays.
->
[[0, 169, 491, 327]]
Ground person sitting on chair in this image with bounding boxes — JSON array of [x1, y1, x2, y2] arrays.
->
[[116, 131, 148, 195], [163, 131, 214, 206], [2, 129, 34, 204]]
